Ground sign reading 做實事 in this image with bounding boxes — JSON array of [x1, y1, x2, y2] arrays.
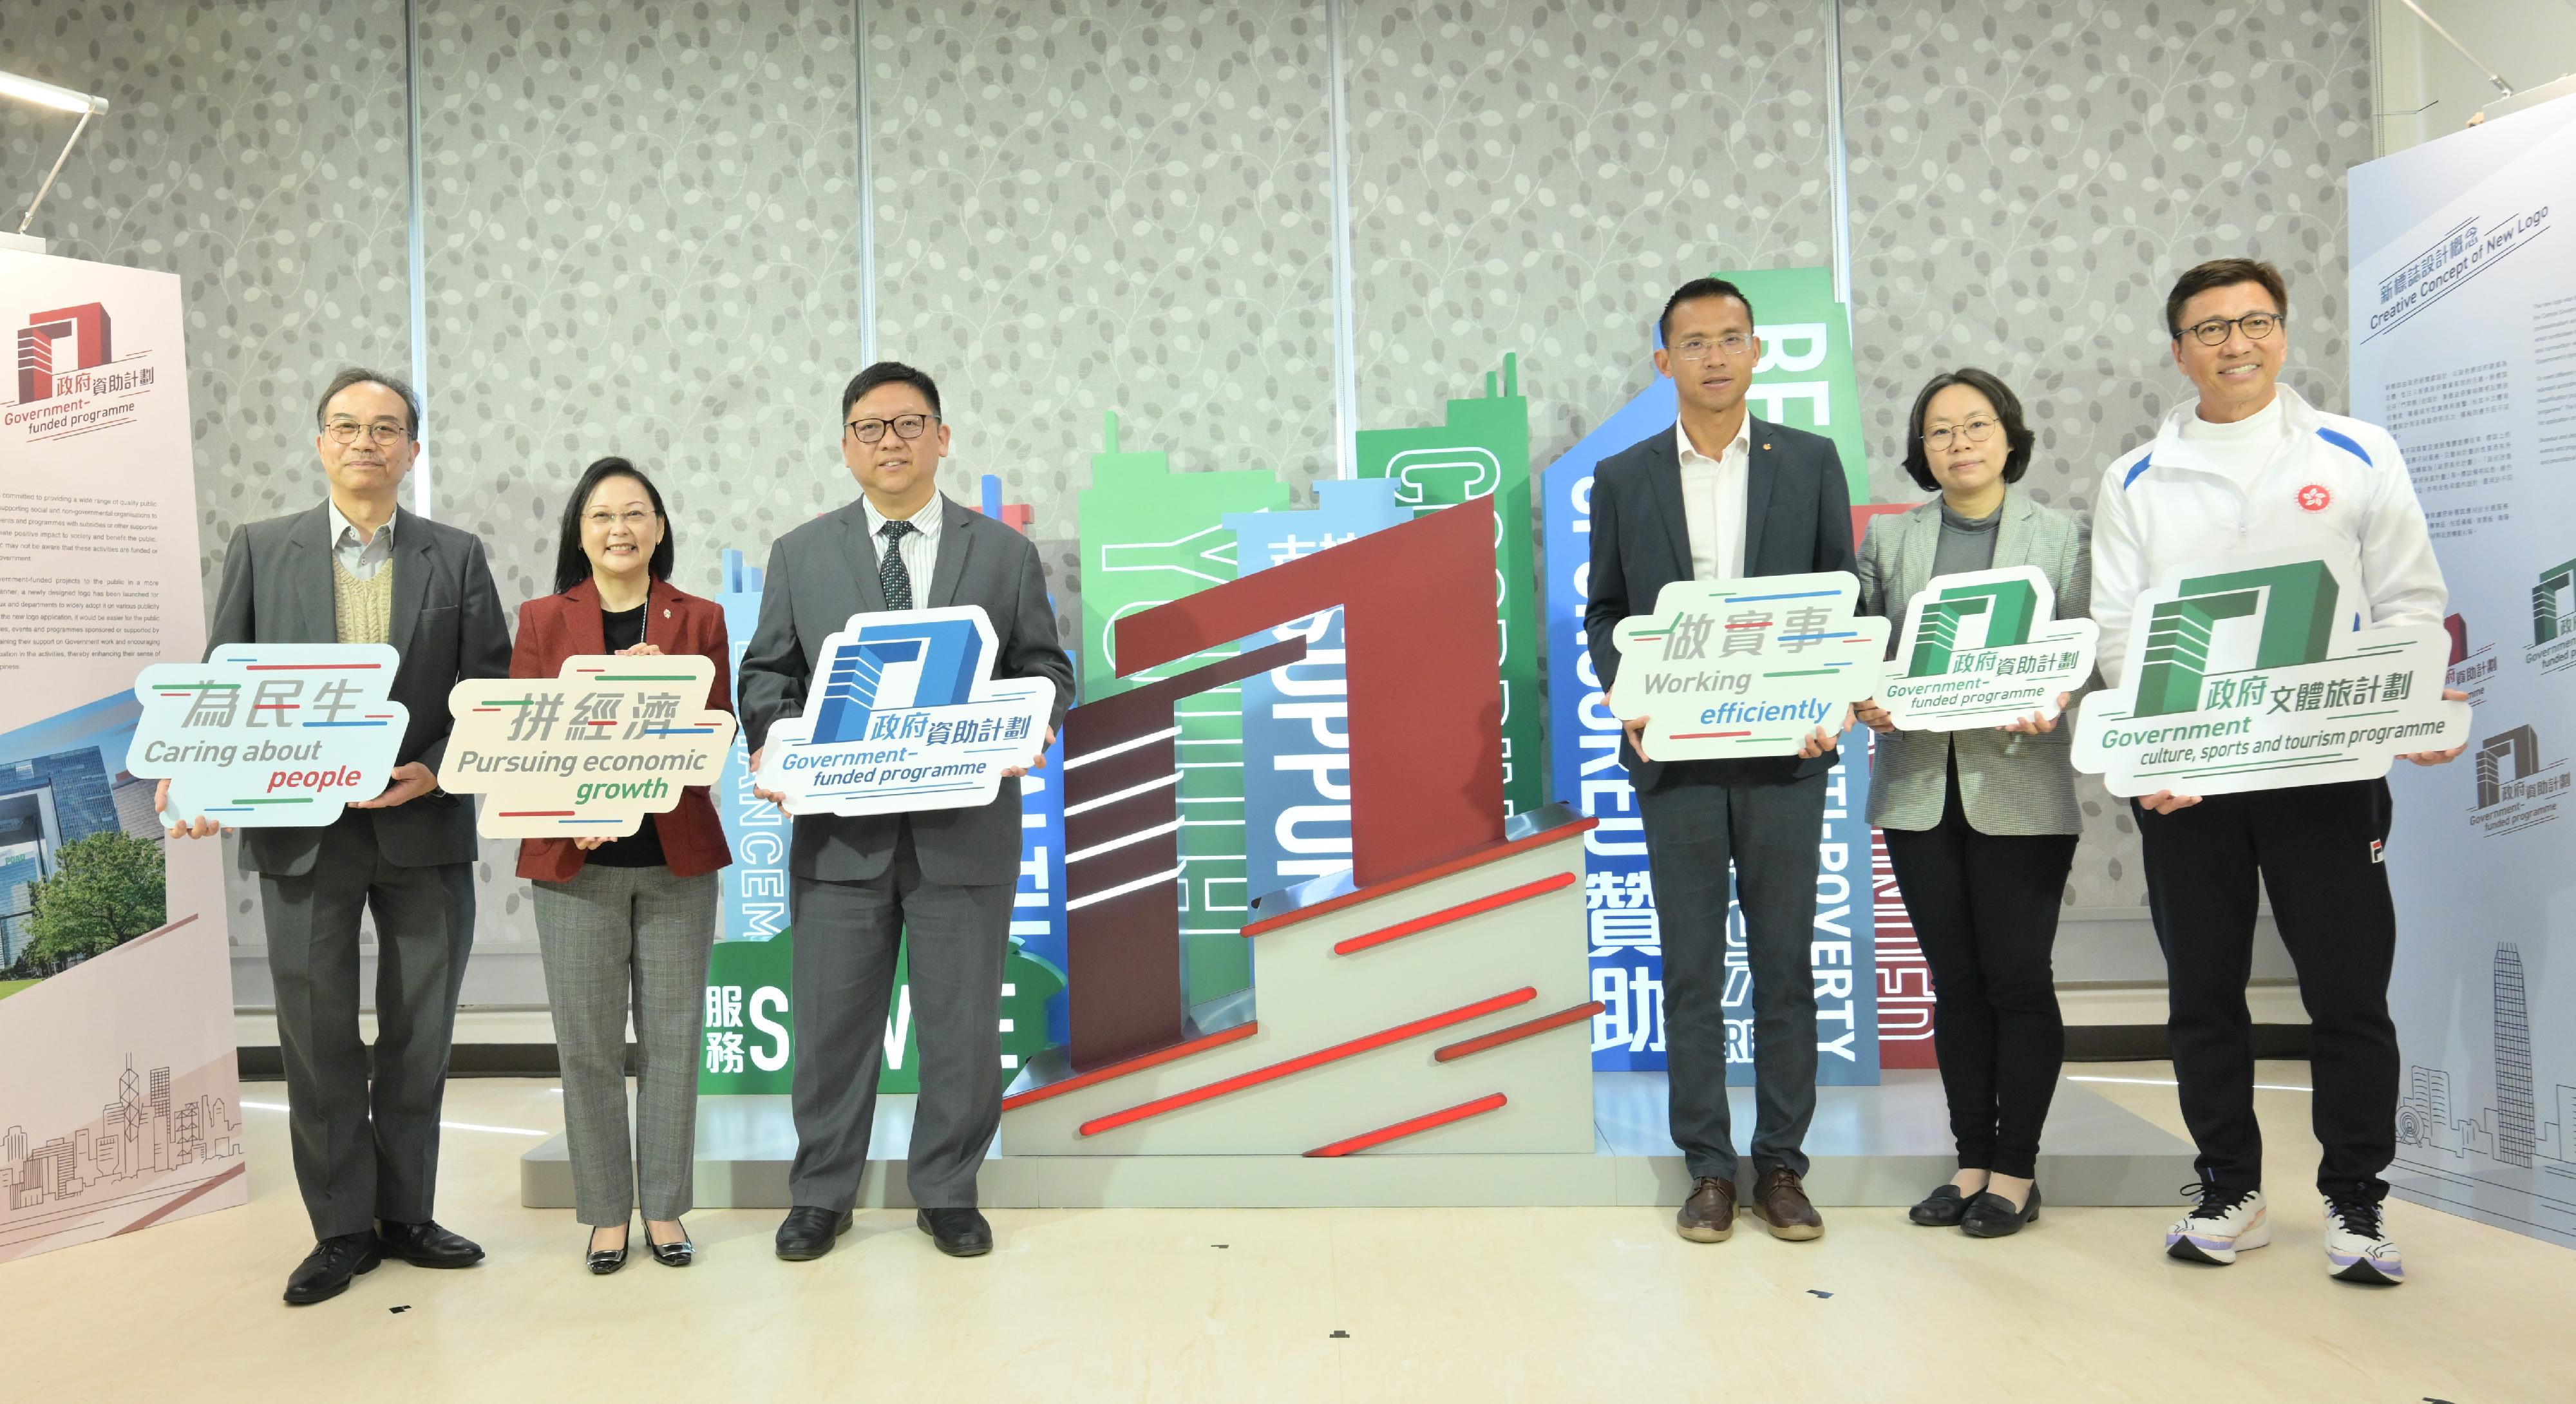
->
[[1608, 573, 1889, 761]]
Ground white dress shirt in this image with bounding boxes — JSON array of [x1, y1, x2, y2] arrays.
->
[[1676, 415, 1753, 580], [861, 491, 943, 602], [326, 498, 395, 581]]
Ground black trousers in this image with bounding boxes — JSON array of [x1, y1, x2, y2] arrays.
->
[[1881, 761, 2078, 1179], [2135, 778, 2400, 1200]]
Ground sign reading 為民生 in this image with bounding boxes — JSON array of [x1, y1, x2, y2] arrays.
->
[[439, 655, 737, 838], [1877, 565, 2099, 732], [1607, 572, 1889, 761], [126, 643, 408, 827]]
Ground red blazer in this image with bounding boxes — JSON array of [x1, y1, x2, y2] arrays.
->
[[510, 577, 735, 882]]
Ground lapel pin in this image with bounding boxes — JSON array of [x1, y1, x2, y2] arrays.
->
[[1763, 442, 1772, 450], [663, 608, 671, 618]]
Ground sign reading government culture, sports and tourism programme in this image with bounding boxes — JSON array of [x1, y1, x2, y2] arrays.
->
[[2072, 555, 2470, 796], [1607, 571, 1889, 761], [1876, 565, 2099, 732], [438, 655, 737, 837], [126, 643, 408, 828], [752, 605, 1052, 816]]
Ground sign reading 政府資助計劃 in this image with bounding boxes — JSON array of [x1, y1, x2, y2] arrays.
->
[[1608, 572, 1889, 761], [126, 644, 408, 827], [1877, 565, 2099, 732], [753, 605, 1052, 816], [2072, 554, 2470, 797], [439, 656, 737, 838]]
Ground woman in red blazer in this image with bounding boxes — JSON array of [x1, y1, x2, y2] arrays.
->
[[515, 457, 732, 1275]]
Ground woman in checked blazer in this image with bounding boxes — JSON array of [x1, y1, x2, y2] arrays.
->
[[1853, 368, 2091, 1240]]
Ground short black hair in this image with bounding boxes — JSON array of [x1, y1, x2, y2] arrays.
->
[[1900, 368, 2035, 492], [553, 457, 676, 595], [2164, 258, 2288, 338], [1658, 277, 1757, 348], [842, 361, 942, 422], [315, 366, 420, 436]]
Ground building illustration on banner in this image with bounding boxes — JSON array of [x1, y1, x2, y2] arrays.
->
[[3, 1054, 241, 1240], [2468, 722, 2566, 837], [2394, 944, 2576, 1246], [2530, 555, 2576, 676]]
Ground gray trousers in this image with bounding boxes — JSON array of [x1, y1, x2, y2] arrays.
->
[[531, 863, 719, 1225], [1637, 767, 1828, 1184], [258, 811, 475, 1240], [788, 823, 1013, 1211]]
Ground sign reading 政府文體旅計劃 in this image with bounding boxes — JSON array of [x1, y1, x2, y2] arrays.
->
[[1877, 565, 2099, 732], [753, 605, 1052, 817], [2073, 554, 2470, 797], [439, 655, 737, 838], [1608, 572, 1889, 761], [127, 644, 408, 827]]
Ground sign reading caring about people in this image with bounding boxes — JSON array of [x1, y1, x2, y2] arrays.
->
[[1876, 565, 2099, 731], [1608, 571, 1889, 760], [2072, 554, 2470, 796], [752, 606, 1052, 815], [439, 656, 737, 837], [128, 644, 409, 827]]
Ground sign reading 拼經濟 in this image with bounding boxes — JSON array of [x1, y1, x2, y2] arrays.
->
[[2073, 555, 2470, 797], [1607, 573, 1889, 761], [1877, 565, 2099, 732], [126, 644, 408, 828], [439, 656, 737, 838], [753, 605, 1052, 816]]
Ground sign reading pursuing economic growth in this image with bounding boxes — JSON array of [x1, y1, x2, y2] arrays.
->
[[1607, 571, 1889, 761], [126, 643, 408, 828], [1877, 565, 2099, 731], [439, 655, 736, 838], [752, 605, 1051, 816], [2072, 555, 2470, 796]]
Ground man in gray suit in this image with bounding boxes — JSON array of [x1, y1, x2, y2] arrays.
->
[[1586, 278, 1855, 1246], [164, 367, 511, 1304], [741, 362, 1074, 1262]]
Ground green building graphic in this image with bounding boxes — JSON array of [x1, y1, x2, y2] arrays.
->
[[1354, 356, 1541, 815], [2136, 562, 2340, 717], [1905, 578, 2041, 677], [2535, 558, 2576, 645]]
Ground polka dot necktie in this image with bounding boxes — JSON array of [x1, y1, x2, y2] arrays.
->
[[878, 519, 915, 611]]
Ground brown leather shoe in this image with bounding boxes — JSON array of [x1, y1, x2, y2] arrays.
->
[[1676, 1176, 1737, 1242], [1747, 1166, 1825, 1240]]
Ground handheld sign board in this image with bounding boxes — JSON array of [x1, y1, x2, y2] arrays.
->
[[128, 643, 408, 828], [1608, 571, 1889, 761], [1877, 565, 2099, 731], [440, 655, 738, 838]]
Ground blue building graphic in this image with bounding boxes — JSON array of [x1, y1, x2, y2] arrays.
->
[[812, 618, 985, 743]]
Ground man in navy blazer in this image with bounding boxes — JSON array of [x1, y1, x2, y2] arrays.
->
[[1585, 278, 1857, 1246]]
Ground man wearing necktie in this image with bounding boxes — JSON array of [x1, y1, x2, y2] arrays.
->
[[738, 363, 1074, 1262]]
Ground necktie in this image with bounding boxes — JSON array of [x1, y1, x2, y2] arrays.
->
[[878, 519, 915, 611]]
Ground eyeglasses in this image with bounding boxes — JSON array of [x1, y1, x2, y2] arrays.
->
[[583, 509, 658, 532], [2173, 311, 2284, 346], [846, 413, 940, 443], [1672, 333, 1754, 362], [323, 420, 410, 446], [1922, 416, 2000, 451]]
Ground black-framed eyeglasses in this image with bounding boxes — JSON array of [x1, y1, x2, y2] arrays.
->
[[2173, 312, 2284, 346], [845, 413, 940, 443], [1922, 416, 2000, 451], [323, 419, 411, 446]]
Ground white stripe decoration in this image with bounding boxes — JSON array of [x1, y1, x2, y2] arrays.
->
[[1066, 819, 1182, 865], [1062, 770, 1180, 817], [1061, 725, 1182, 772], [1065, 865, 1186, 912]]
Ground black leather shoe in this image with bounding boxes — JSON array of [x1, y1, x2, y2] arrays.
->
[[775, 1206, 855, 1261], [1962, 1183, 2041, 1238], [375, 1219, 486, 1267], [1909, 1182, 1973, 1226], [647, 1223, 694, 1267], [917, 1206, 992, 1257], [283, 1232, 381, 1305]]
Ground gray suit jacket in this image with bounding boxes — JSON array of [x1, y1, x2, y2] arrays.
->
[[1856, 486, 2090, 835], [737, 493, 1075, 886], [206, 503, 513, 874]]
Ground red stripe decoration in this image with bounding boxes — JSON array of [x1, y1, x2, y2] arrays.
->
[[1240, 817, 1596, 938], [499, 810, 576, 817], [1330, 871, 1577, 956], [1432, 1001, 1606, 1063], [1304, 1093, 1508, 1157], [1075, 988, 1538, 1137], [1001, 1021, 1260, 1112], [242, 663, 379, 670]]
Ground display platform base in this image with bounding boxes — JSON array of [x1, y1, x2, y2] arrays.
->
[[520, 1070, 2195, 1210]]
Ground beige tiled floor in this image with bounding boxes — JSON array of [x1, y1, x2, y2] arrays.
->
[[15, 1062, 2573, 1403]]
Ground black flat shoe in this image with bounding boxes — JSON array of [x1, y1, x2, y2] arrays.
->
[[775, 1206, 855, 1261], [283, 1231, 381, 1305], [647, 1224, 694, 1267], [1962, 1183, 2041, 1238], [917, 1206, 992, 1257], [1909, 1183, 1973, 1226], [375, 1219, 486, 1267], [587, 1230, 629, 1276]]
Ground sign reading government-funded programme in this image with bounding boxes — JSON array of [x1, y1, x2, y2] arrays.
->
[[1607, 573, 1889, 761], [2073, 555, 2470, 796], [439, 656, 737, 838], [1878, 565, 2098, 731], [752, 605, 1051, 816], [126, 644, 408, 828]]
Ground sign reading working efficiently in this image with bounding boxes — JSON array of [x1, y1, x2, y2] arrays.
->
[[753, 606, 1050, 816], [440, 656, 736, 838], [125, 644, 408, 828], [1608, 572, 1889, 761], [1877, 565, 2098, 731], [2073, 555, 2468, 796]]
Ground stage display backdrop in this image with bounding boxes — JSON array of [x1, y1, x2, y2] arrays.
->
[[0, 251, 242, 1260], [2353, 92, 2576, 1249]]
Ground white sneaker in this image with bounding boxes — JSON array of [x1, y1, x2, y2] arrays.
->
[[2166, 1183, 2270, 1264], [2323, 1195, 2405, 1285]]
